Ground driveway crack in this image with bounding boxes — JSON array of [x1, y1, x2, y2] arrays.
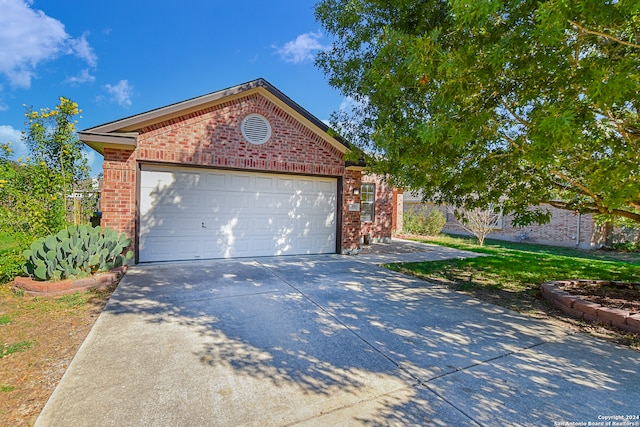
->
[[257, 261, 423, 384]]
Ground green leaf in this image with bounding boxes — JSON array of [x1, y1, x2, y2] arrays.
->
[[56, 229, 69, 240], [34, 263, 48, 280], [44, 235, 56, 251]]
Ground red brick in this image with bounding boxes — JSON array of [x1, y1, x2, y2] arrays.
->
[[583, 312, 599, 322], [573, 299, 601, 317], [540, 283, 557, 299], [625, 314, 640, 334], [71, 277, 96, 289], [555, 292, 578, 308], [558, 303, 584, 319], [597, 306, 629, 327]]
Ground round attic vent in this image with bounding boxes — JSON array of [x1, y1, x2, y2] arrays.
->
[[241, 113, 272, 145]]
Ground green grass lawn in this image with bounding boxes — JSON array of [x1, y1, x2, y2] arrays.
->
[[386, 234, 640, 316]]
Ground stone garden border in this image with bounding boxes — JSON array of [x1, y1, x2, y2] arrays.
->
[[541, 280, 640, 334], [13, 266, 127, 297]]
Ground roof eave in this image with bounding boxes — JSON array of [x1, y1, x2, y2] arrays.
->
[[78, 131, 138, 155], [79, 78, 350, 154]]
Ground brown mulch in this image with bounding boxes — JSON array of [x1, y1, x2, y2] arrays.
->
[[555, 281, 640, 313]]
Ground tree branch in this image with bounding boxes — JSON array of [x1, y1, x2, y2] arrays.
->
[[546, 200, 640, 222], [605, 109, 635, 142], [495, 131, 524, 152], [568, 20, 640, 49], [500, 100, 532, 128], [549, 168, 605, 210]]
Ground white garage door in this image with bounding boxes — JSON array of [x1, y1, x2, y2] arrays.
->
[[139, 165, 338, 262]]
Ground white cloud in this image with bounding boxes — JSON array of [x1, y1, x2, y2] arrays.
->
[[0, 124, 27, 159], [103, 80, 134, 108], [68, 32, 97, 67], [339, 95, 369, 112], [65, 68, 95, 86], [274, 31, 327, 64], [0, 0, 97, 88]]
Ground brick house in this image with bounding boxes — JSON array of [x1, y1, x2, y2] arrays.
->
[[79, 79, 393, 262], [403, 192, 608, 249]]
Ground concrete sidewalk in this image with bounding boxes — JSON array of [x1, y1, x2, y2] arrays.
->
[[35, 242, 640, 426]]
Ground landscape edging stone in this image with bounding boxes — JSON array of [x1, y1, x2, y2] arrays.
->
[[13, 266, 127, 297], [541, 280, 640, 334]]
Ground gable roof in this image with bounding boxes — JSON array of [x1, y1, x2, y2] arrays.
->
[[79, 78, 350, 155]]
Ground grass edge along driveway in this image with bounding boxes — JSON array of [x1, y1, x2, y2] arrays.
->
[[385, 234, 640, 349]]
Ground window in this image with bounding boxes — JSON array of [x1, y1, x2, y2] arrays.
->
[[360, 183, 375, 222]]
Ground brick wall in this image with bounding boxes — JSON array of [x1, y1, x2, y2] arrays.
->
[[342, 169, 362, 252], [404, 201, 604, 248], [488, 204, 601, 248], [136, 93, 345, 176], [361, 174, 393, 242], [100, 148, 137, 249], [100, 93, 359, 255]]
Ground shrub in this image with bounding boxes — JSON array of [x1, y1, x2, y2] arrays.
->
[[22, 225, 133, 281], [611, 241, 640, 253], [0, 248, 24, 285], [404, 206, 446, 236]]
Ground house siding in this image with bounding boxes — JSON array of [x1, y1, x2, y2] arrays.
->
[[99, 92, 365, 256]]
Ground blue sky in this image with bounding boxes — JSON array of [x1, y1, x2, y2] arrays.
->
[[0, 0, 347, 176]]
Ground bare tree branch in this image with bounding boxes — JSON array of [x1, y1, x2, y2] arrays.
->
[[448, 206, 501, 246]]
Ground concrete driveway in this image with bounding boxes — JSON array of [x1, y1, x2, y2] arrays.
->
[[36, 241, 640, 426]]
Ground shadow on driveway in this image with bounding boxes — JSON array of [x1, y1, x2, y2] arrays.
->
[[35, 242, 640, 426]]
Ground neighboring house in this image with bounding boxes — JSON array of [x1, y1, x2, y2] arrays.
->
[[403, 192, 609, 249], [79, 79, 394, 263]]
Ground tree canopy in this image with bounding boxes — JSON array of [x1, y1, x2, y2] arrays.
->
[[315, 0, 640, 224], [0, 97, 89, 237]]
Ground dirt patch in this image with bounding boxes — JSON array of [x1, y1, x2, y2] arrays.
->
[[0, 284, 114, 426], [555, 281, 640, 313], [450, 280, 640, 349]]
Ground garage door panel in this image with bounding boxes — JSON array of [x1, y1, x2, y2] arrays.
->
[[250, 217, 274, 232], [231, 175, 251, 189], [276, 178, 295, 191], [141, 237, 202, 262], [205, 172, 227, 186], [255, 176, 275, 190], [140, 166, 337, 262]]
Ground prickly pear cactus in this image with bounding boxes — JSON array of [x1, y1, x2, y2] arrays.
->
[[22, 225, 133, 281]]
